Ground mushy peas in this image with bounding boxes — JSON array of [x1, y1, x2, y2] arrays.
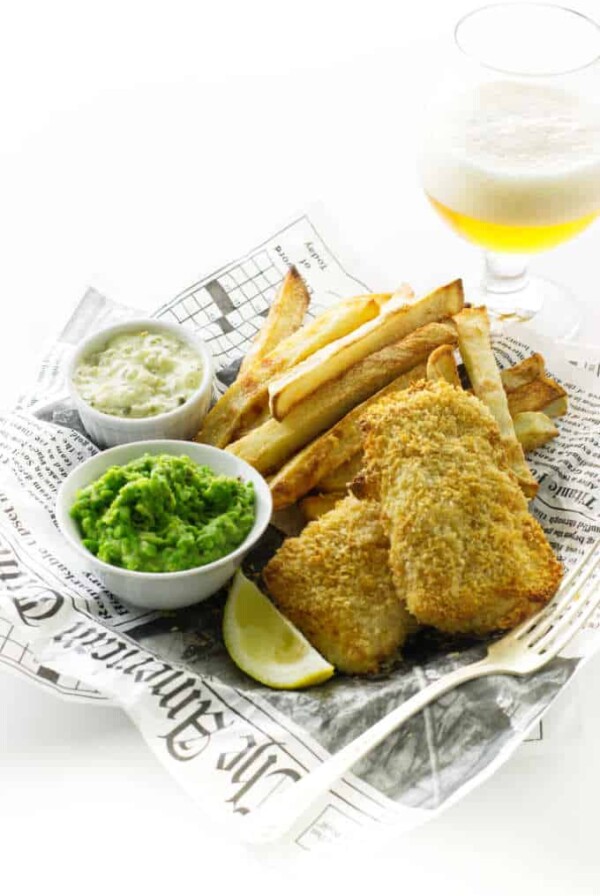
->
[[70, 454, 255, 572]]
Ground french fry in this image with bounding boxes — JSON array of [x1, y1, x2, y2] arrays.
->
[[542, 395, 568, 418], [268, 360, 429, 508], [197, 290, 389, 447], [311, 355, 564, 502], [455, 306, 538, 497], [228, 320, 456, 475], [268, 280, 464, 420], [512, 412, 559, 453], [237, 294, 419, 446], [237, 266, 309, 378], [466, 355, 567, 418], [426, 344, 461, 386], [500, 353, 545, 392], [231, 404, 270, 439], [506, 376, 567, 417], [373, 290, 404, 308], [318, 454, 363, 492], [299, 493, 344, 522]]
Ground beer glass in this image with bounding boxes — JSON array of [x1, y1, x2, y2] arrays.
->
[[419, 3, 600, 339]]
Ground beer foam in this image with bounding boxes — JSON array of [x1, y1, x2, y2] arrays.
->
[[420, 81, 600, 225]]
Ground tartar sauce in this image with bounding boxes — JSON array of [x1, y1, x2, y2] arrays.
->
[[73, 330, 203, 418]]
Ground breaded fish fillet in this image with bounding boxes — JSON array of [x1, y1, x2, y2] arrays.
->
[[263, 495, 415, 674], [358, 380, 562, 634]]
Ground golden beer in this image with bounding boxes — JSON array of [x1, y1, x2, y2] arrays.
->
[[420, 81, 600, 255], [427, 195, 599, 254], [418, 3, 600, 339]]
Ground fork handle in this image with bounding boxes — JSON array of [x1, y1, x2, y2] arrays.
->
[[246, 658, 501, 845]]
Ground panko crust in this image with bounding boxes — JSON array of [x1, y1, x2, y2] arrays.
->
[[360, 380, 562, 634], [263, 495, 415, 674]]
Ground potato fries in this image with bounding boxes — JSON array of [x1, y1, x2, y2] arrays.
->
[[500, 353, 545, 392], [198, 286, 388, 447], [426, 344, 461, 386], [268, 280, 464, 420], [513, 412, 559, 453], [299, 493, 344, 522], [507, 376, 567, 417], [237, 266, 309, 377], [314, 356, 563, 498], [455, 307, 538, 497], [196, 265, 571, 521], [543, 396, 569, 418], [269, 361, 429, 509], [318, 454, 363, 492], [228, 320, 457, 475]]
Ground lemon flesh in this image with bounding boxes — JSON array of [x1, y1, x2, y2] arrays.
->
[[223, 571, 334, 689]]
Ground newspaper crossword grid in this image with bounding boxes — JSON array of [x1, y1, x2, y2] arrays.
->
[[0, 614, 100, 699], [155, 247, 326, 370], [157, 249, 282, 368]]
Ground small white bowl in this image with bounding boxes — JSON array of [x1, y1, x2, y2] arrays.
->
[[67, 318, 213, 447], [56, 440, 273, 610]]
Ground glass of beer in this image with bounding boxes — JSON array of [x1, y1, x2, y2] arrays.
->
[[419, 3, 600, 340]]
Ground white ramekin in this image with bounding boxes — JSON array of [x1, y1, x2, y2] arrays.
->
[[56, 440, 273, 610], [67, 318, 213, 447]]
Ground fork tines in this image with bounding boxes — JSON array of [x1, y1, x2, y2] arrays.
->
[[513, 538, 600, 657]]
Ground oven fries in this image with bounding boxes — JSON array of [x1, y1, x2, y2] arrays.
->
[[299, 493, 344, 522], [268, 280, 464, 420], [455, 306, 538, 497], [198, 286, 392, 447], [311, 350, 563, 505], [229, 320, 456, 475], [426, 344, 460, 386], [237, 266, 310, 377], [513, 412, 559, 453], [199, 267, 572, 522], [318, 454, 363, 492], [506, 376, 567, 417], [500, 353, 567, 422], [500, 353, 545, 392], [542, 395, 569, 418], [430, 342, 568, 423], [269, 361, 429, 509]]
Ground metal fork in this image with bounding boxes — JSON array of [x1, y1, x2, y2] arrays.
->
[[246, 538, 600, 845]]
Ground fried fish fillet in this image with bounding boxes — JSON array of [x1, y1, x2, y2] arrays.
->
[[358, 380, 562, 634], [263, 495, 415, 674]]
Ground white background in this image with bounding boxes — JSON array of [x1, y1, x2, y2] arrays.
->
[[1, 1, 599, 894]]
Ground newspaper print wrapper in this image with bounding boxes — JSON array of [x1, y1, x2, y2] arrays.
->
[[0, 214, 599, 862]]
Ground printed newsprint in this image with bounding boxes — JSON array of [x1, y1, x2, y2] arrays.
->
[[0, 215, 599, 860]]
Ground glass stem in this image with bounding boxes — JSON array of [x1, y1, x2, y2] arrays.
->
[[483, 251, 529, 294]]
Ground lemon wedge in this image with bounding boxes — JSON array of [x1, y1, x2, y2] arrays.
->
[[223, 570, 334, 689]]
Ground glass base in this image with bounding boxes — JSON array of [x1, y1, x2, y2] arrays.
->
[[467, 274, 582, 342]]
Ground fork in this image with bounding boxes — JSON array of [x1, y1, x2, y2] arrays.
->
[[246, 538, 600, 845]]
